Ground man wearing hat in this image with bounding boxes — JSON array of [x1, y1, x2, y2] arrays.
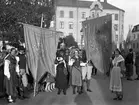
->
[[18, 48, 28, 98]]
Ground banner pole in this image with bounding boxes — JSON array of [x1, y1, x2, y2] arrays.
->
[[34, 81, 37, 97], [41, 14, 43, 28]]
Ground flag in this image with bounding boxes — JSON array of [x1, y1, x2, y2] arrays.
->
[[23, 24, 60, 82], [82, 15, 112, 73]]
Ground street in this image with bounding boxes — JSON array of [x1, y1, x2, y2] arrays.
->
[[0, 73, 139, 105]]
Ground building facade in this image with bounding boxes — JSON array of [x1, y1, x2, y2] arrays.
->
[[131, 24, 139, 52], [56, 0, 125, 47]]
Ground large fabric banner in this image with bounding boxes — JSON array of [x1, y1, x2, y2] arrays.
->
[[82, 15, 112, 73], [23, 24, 60, 82]]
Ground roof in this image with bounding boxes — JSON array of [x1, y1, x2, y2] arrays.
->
[[56, 0, 125, 12], [132, 24, 139, 33]]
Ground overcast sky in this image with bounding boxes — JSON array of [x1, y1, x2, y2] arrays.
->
[[82, 0, 139, 39]]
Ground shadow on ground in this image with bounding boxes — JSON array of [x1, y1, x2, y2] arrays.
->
[[74, 92, 93, 105]]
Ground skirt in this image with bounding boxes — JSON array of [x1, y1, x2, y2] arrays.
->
[[109, 66, 122, 92], [55, 64, 68, 90], [71, 66, 82, 86]]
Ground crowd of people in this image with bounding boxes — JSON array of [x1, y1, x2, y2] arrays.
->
[[54, 42, 139, 101], [54, 43, 97, 95], [0, 42, 139, 103], [0, 46, 33, 103]]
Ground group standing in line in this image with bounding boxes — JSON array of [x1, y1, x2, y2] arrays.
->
[[0, 47, 28, 103], [54, 43, 93, 95]]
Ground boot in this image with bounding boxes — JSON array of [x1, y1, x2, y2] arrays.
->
[[117, 92, 123, 100], [77, 86, 82, 94], [8, 95, 14, 103], [81, 80, 85, 93], [87, 80, 92, 92], [63, 89, 66, 95], [57, 89, 61, 95], [135, 76, 139, 80], [113, 93, 118, 100], [72, 86, 76, 94]]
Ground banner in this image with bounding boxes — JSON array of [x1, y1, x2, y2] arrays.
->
[[23, 24, 60, 82], [82, 15, 112, 73]]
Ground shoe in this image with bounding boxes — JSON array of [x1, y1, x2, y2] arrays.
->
[[73, 90, 76, 94], [118, 97, 123, 100], [127, 78, 133, 81], [19, 96, 28, 100], [87, 89, 92, 92], [63, 90, 66, 95], [135, 77, 139, 80], [78, 91, 83, 94], [113, 97, 118, 100], [8, 98, 14, 103], [57, 89, 61, 95]]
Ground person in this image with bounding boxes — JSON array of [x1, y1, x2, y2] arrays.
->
[[107, 52, 115, 77], [55, 49, 68, 95], [109, 49, 125, 100], [135, 53, 139, 80], [70, 50, 82, 94], [18, 49, 28, 98], [4, 48, 19, 103], [65, 49, 71, 86], [0, 47, 8, 97], [125, 49, 134, 80], [80, 49, 92, 93]]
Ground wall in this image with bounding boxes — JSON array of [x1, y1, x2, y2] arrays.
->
[[56, 4, 124, 47]]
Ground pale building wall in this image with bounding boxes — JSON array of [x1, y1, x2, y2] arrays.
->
[[56, 2, 124, 48]]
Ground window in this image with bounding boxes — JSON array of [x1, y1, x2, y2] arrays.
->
[[69, 11, 73, 18], [115, 35, 118, 41], [137, 26, 139, 31], [69, 22, 73, 29], [82, 12, 86, 19], [122, 25, 124, 30], [97, 13, 99, 17], [133, 43, 135, 48], [92, 12, 95, 18], [94, 4, 99, 10], [115, 14, 118, 20], [60, 10, 64, 18], [137, 43, 139, 48], [134, 34, 136, 39], [114, 24, 118, 31], [69, 33, 73, 36], [59, 21, 64, 29]]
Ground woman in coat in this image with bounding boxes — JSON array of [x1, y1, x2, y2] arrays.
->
[[109, 49, 125, 100], [55, 49, 68, 95]]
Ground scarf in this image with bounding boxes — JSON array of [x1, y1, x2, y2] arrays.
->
[[112, 55, 124, 66]]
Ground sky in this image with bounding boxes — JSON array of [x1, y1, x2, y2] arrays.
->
[[82, 0, 139, 39]]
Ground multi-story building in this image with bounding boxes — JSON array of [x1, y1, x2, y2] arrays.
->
[[55, 0, 125, 47], [131, 24, 139, 52]]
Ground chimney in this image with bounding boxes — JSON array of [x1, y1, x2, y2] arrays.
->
[[104, 0, 107, 3]]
